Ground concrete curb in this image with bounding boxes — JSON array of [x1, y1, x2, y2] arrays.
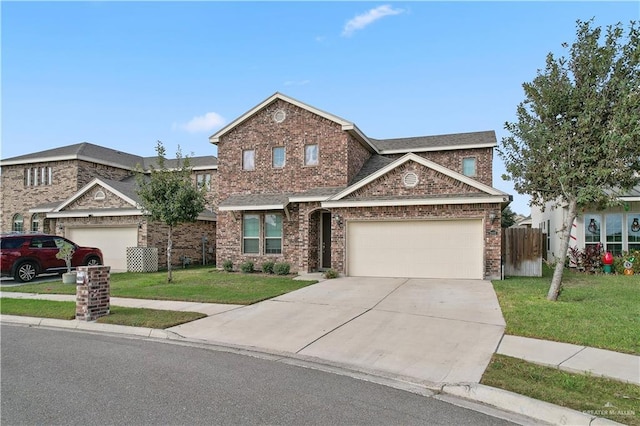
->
[[1, 315, 626, 426], [441, 383, 624, 426]]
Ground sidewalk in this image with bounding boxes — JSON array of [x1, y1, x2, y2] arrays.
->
[[1, 290, 637, 426]]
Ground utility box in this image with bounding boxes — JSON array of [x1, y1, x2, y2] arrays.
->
[[76, 265, 111, 321]]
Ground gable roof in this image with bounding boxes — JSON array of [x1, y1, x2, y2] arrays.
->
[[323, 153, 510, 208], [1, 142, 217, 171], [53, 177, 140, 212], [209, 93, 497, 155], [208, 92, 377, 152]]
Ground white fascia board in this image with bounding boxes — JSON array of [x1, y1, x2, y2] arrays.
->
[[196, 214, 217, 222], [620, 196, 640, 201], [218, 204, 287, 212], [378, 142, 497, 155], [329, 153, 508, 201], [209, 92, 354, 144], [1, 155, 78, 166], [29, 206, 60, 214], [192, 165, 218, 171], [342, 124, 379, 153], [322, 195, 509, 209], [288, 195, 331, 203], [46, 209, 142, 218], [54, 179, 138, 212]]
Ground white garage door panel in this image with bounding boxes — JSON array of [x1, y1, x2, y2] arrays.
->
[[347, 220, 483, 279], [68, 227, 138, 272]]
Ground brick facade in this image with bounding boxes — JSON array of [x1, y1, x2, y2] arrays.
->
[[213, 95, 506, 279]]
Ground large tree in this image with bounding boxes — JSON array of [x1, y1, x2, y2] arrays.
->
[[136, 141, 206, 282], [500, 19, 640, 301]]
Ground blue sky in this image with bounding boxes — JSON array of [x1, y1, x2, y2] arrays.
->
[[2, 1, 638, 215]]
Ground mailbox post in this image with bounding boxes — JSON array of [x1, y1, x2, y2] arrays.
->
[[76, 265, 111, 321]]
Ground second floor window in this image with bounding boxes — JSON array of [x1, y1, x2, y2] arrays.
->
[[304, 144, 318, 166], [462, 157, 476, 177], [197, 173, 211, 191], [272, 147, 285, 168], [243, 150, 255, 171], [24, 166, 53, 186]]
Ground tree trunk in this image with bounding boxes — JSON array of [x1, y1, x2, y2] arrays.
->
[[547, 199, 578, 301], [167, 225, 173, 283]]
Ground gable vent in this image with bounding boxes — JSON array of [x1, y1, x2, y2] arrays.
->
[[273, 109, 286, 123], [403, 172, 419, 188], [94, 190, 106, 200]]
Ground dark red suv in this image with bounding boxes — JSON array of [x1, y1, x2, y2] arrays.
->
[[0, 234, 103, 282]]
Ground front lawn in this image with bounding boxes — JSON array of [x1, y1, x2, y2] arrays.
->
[[493, 266, 639, 354], [1, 266, 317, 305], [0, 298, 205, 328], [482, 354, 640, 426]]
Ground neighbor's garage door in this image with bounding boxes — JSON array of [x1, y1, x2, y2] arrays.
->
[[68, 227, 138, 272], [347, 219, 483, 279]]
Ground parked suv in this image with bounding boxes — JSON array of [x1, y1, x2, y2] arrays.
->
[[0, 234, 103, 282]]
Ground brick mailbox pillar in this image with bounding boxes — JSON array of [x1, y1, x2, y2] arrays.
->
[[76, 265, 111, 321]]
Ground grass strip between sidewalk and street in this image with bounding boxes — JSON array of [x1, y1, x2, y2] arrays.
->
[[482, 354, 640, 426], [492, 265, 639, 355], [0, 298, 206, 329], [1, 266, 317, 305]]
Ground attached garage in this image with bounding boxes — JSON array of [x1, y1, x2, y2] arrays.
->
[[346, 219, 484, 279], [68, 226, 138, 272]]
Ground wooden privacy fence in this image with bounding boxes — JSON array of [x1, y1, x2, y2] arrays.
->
[[502, 228, 543, 277]]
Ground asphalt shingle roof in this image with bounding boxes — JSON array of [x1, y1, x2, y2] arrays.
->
[[369, 130, 497, 152]]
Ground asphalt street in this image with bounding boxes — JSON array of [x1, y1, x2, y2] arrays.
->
[[1, 324, 518, 425]]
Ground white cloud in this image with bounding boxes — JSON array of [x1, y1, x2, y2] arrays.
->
[[342, 5, 404, 37], [176, 112, 226, 133]]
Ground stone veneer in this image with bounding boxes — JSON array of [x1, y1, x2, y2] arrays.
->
[[75, 265, 110, 321]]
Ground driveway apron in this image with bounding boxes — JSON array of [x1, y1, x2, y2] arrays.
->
[[168, 277, 505, 386]]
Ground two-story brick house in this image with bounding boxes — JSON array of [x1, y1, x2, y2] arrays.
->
[[0, 143, 217, 271], [210, 93, 511, 279]]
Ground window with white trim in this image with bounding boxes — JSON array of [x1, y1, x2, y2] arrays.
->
[[584, 214, 601, 249], [304, 144, 318, 166], [605, 214, 623, 256], [12, 214, 24, 232], [243, 214, 260, 254], [30, 214, 40, 232], [196, 173, 211, 191], [243, 150, 255, 171], [272, 147, 285, 168], [24, 166, 52, 186], [462, 157, 476, 177], [265, 214, 282, 254]]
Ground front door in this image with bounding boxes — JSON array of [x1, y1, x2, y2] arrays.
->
[[321, 212, 332, 269]]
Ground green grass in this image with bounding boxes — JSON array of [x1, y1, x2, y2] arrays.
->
[[2, 266, 317, 305], [493, 266, 640, 354], [482, 354, 640, 425], [0, 298, 205, 329]]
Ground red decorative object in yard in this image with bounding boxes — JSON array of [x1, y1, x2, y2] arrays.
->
[[603, 251, 614, 265]]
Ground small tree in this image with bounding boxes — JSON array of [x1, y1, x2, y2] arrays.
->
[[501, 205, 517, 228], [499, 19, 640, 300], [55, 241, 75, 273], [136, 141, 206, 282]]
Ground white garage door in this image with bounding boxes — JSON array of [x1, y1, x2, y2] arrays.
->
[[347, 219, 483, 279], [68, 227, 138, 272]]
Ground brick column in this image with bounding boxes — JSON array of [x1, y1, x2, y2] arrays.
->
[[75, 265, 110, 321]]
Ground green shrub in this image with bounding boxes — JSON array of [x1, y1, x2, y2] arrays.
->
[[262, 261, 275, 274], [240, 261, 255, 274], [273, 262, 290, 275], [222, 259, 233, 272], [324, 269, 339, 279]]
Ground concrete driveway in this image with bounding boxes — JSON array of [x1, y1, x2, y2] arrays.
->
[[168, 277, 505, 386]]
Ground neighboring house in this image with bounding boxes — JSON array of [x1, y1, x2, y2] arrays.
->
[[513, 215, 532, 228], [0, 143, 217, 271], [210, 93, 511, 279], [531, 187, 640, 262]]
